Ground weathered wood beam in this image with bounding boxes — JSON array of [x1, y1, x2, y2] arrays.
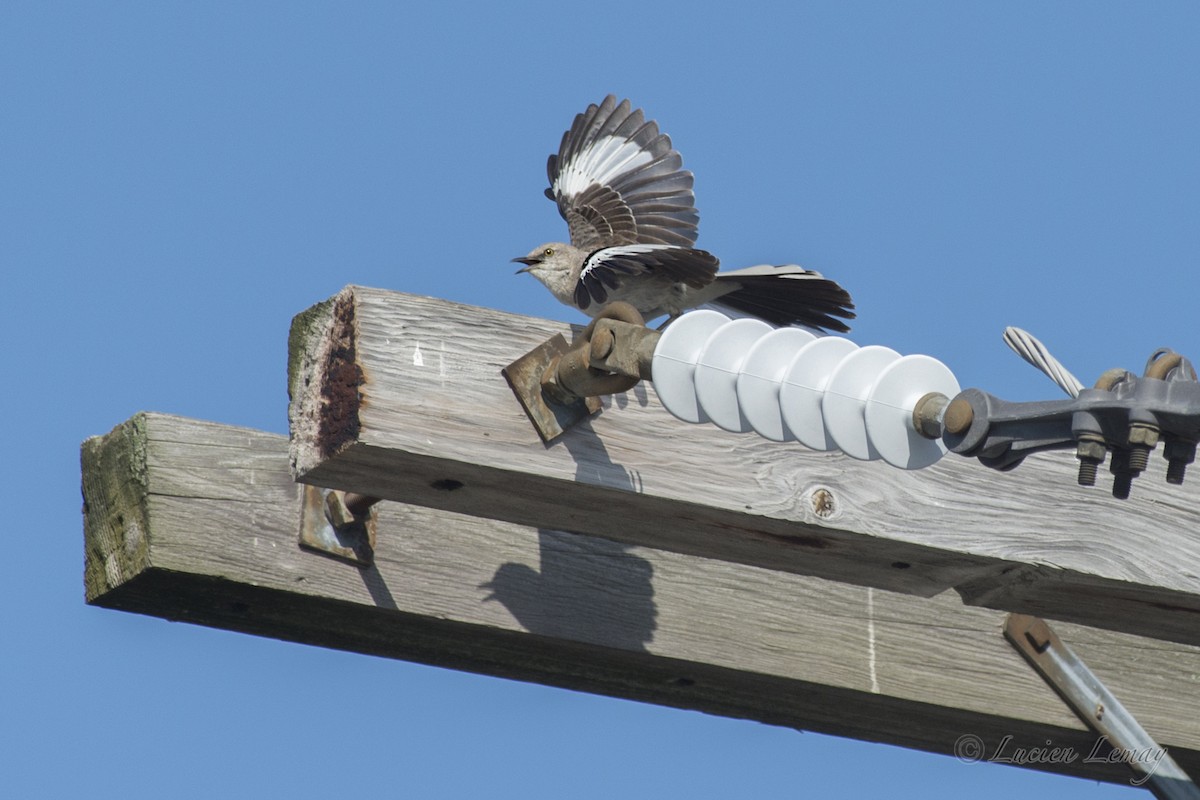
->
[[82, 413, 1200, 785], [287, 287, 1200, 646]]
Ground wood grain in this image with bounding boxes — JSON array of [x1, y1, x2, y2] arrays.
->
[[82, 413, 1200, 785], [287, 287, 1200, 646]]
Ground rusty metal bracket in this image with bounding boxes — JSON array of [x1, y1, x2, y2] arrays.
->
[[1004, 614, 1200, 798], [588, 316, 659, 381], [502, 332, 604, 443], [298, 485, 377, 565], [503, 303, 659, 443]]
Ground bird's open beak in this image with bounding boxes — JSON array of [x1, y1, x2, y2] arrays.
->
[[512, 256, 539, 274]]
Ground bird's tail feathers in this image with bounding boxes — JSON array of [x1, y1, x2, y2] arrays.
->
[[710, 265, 855, 333]]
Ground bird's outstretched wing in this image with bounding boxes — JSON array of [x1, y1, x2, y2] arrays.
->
[[574, 244, 718, 310], [547, 95, 699, 251]]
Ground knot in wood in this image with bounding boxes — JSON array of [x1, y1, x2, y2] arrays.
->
[[811, 488, 836, 519]]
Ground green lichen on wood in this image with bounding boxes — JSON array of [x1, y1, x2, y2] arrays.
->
[[287, 296, 335, 404], [80, 413, 152, 602]]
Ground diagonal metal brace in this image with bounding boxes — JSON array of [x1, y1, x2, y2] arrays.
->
[[1004, 614, 1200, 798]]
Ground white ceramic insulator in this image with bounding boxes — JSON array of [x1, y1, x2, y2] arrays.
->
[[864, 355, 960, 470], [821, 346, 902, 461], [648, 310, 960, 471], [779, 337, 860, 451], [650, 309, 731, 424], [694, 318, 775, 432], [736, 327, 817, 442]]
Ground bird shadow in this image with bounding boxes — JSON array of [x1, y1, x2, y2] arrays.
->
[[607, 381, 651, 411], [481, 420, 657, 652]]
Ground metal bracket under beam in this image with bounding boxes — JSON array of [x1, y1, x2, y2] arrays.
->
[[298, 485, 377, 565], [1004, 614, 1200, 799]]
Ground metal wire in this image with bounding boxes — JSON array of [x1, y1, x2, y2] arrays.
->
[[1003, 327, 1085, 398]]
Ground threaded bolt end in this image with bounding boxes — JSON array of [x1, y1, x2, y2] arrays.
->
[[1128, 444, 1151, 474], [1077, 459, 1099, 486], [1167, 458, 1188, 485]]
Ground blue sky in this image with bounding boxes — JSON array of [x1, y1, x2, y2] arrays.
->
[[4, 2, 1197, 797]]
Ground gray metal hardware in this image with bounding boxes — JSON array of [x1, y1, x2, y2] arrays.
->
[[937, 350, 1199, 497]]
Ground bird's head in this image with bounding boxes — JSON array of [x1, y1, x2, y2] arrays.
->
[[512, 243, 579, 297]]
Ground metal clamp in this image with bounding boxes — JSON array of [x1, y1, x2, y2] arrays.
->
[[503, 303, 660, 442], [919, 349, 1200, 497]]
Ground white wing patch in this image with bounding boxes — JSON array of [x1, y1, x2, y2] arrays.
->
[[556, 134, 655, 199], [580, 244, 674, 279]]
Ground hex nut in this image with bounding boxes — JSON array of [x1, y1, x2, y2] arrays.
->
[[1075, 439, 1107, 461], [1127, 423, 1160, 447]]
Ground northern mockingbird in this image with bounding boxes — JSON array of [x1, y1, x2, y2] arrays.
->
[[515, 95, 855, 332]]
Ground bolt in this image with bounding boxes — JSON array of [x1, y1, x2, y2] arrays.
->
[[540, 354, 579, 405], [590, 327, 615, 361], [344, 492, 381, 517], [1109, 448, 1134, 499], [1125, 423, 1159, 476], [1127, 422, 1160, 447], [325, 490, 380, 530], [324, 491, 355, 529], [912, 392, 949, 439], [1126, 423, 1159, 453], [943, 397, 975, 435], [1164, 438, 1197, 486], [1127, 444, 1152, 474], [1075, 436, 1106, 487]]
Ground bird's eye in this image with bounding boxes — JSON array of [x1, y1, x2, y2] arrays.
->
[[544, 248, 554, 257]]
